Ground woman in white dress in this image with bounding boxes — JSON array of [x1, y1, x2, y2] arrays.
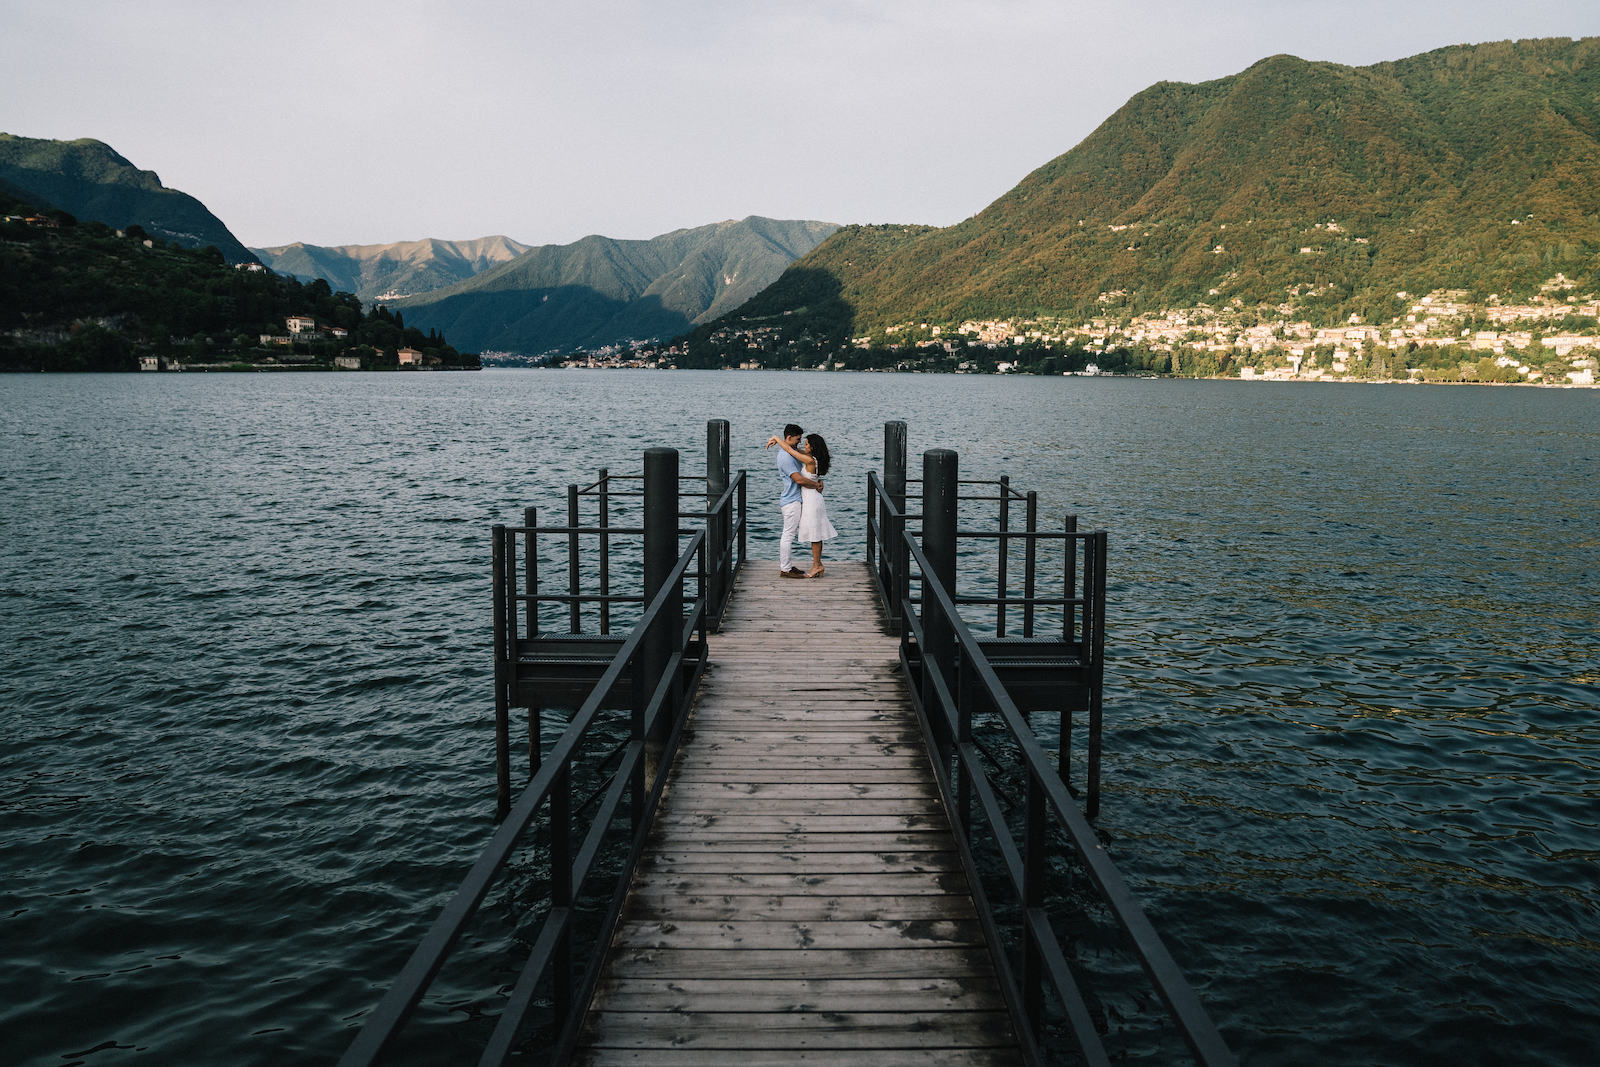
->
[[766, 432, 836, 577]]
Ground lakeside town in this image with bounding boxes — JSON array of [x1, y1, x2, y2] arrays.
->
[[552, 273, 1600, 387], [129, 306, 475, 372]]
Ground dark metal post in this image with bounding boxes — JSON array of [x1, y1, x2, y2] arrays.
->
[[522, 506, 542, 789], [884, 421, 907, 630], [998, 475, 1010, 638], [492, 525, 511, 821], [598, 469, 611, 634], [642, 447, 680, 751], [1087, 530, 1107, 819], [1059, 514, 1079, 789], [523, 506, 538, 639], [1065, 513, 1079, 645], [706, 419, 729, 627], [866, 473, 875, 573], [737, 470, 747, 566], [923, 449, 959, 731], [922, 448, 958, 600], [567, 484, 581, 633], [1023, 492, 1038, 638]]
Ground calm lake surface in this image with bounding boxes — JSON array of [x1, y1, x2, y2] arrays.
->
[[2, 370, 1596, 1065]]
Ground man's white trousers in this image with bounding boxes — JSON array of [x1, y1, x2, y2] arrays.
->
[[779, 500, 804, 571]]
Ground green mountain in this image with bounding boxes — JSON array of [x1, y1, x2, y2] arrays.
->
[[693, 37, 1600, 355], [251, 235, 533, 303], [389, 216, 839, 354], [0, 190, 471, 372], [0, 134, 257, 264]]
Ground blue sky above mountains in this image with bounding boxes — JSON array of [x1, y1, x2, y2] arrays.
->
[[5, 0, 1599, 249]]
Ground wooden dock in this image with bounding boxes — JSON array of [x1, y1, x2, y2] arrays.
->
[[572, 561, 1020, 1065]]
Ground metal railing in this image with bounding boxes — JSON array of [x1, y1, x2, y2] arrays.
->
[[876, 438, 1234, 1065], [515, 463, 745, 640], [867, 471, 1097, 638], [954, 473, 1071, 639], [867, 421, 1090, 642], [492, 425, 745, 818], [342, 421, 1232, 1065], [342, 448, 712, 1066], [867, 466, 1107, 816]]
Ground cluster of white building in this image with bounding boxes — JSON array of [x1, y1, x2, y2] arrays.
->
[[258, 314, 349, 348], [896, 277, 1600, 385]]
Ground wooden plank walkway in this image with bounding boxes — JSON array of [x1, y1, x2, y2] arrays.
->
[[572, 561, 1020, 1065]]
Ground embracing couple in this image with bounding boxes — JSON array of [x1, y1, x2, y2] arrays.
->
[[765, 423, 837, 579]]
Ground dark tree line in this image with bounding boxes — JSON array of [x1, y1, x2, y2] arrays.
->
[[1, 203, 475, 371]]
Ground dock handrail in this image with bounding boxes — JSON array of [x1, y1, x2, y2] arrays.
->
[[868, 467, 1107, 815], [521, 464, 746, 638], [343, 422, 1230, 1064], [867, 471, 1094, 641], [698, 468, 745, 628], [491, 457, 744, 817], [341, 509, 709, 1063], [881, 448, 1235, 1065]]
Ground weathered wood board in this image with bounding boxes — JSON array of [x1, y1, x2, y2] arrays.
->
[[571, 562, 1018, 1063]]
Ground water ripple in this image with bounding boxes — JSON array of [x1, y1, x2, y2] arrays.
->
[[2, 372, 1597, 1065]]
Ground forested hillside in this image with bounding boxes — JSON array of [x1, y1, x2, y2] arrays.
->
[[0, 133, 257, 264], [1, 195, 471, 372], [691, 37, 1600, 357]]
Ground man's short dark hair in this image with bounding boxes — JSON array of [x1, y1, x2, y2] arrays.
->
[[784, 423, 804, 439]]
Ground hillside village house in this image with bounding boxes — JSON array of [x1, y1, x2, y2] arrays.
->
[[1542, 334, 1596, 357], [263, 316, 352, 347], [397, 347, 423, 366]]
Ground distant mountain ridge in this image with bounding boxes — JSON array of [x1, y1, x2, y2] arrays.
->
[[251, 235, 533, 303], [390, 216, 840, 354], [0, 133, 256, 264], [701, 36, 1600, 348]]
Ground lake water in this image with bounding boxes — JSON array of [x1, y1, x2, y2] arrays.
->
[[1, 370, 1595, 1065]]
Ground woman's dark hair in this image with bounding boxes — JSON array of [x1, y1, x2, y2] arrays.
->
[[806, 433, 831, 477]]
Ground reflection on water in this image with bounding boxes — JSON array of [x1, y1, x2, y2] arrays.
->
[[0, 371, 1595, 1065]]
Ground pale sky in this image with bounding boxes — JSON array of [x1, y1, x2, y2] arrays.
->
[[5, 1, 1598, 250]]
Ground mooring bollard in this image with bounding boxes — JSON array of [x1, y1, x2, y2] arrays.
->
[[883, 420, 908, 630], [922, 447, 958, 600], [641, 447, 680, 767], [706, 419, 729, 626], [921, 447, 959, 759]]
